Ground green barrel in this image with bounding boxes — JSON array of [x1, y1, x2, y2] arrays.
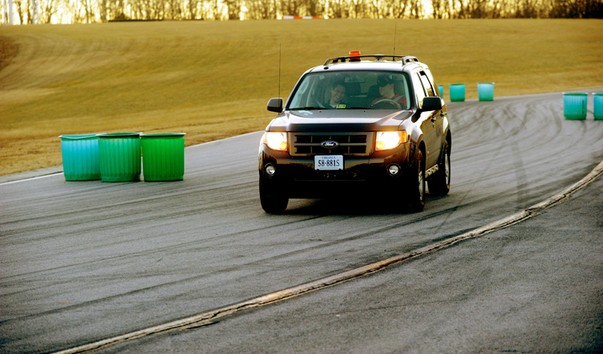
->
[[98, 133, 141, 182], [563, 92, 587, 120], [449, 84, 465, 102], [438, 85, 444, 99], [477, 82, 494, 101], [60, 134, 101, 181], [594, 93, 603, 120], [141, 133, 185, 181]]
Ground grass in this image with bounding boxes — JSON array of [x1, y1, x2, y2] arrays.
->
[[0, 19, 602, 175]]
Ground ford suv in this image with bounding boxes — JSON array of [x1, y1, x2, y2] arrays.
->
[[258, 52, 451, 213]]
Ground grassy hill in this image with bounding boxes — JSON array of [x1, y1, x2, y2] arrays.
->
[[0, 19, 602, 175]]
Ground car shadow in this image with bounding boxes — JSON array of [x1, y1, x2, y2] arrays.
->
[[283, 195, 435, 216]]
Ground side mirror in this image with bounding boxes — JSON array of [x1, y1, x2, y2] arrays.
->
[[267, 98, 284, 112], [420, 96, 443, 111]]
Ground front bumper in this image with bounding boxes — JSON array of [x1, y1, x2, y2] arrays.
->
[[259, 143, 413, 198]]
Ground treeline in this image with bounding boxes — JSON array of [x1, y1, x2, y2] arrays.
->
[[2, 0, 602, 24]]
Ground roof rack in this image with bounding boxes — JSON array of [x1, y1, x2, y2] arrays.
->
[[323, 54, 420, 66]]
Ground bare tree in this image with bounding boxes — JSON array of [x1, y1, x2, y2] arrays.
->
[[280, 0, 305, 16], [550, 0, 603, 18], [41, 0, 55, 23], [326, 0, 345, 18], [186, 0, 201, 19], [13, 0, 25, 23], [3, 0, 603, 24], [302, 0, 322, 16], [431, 0, 443, 18], [224, 0, 241, 19], [79, 0, 94, 23], [168, 0, 183, 19]]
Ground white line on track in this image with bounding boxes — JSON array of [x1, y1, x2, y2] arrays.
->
[[0, 132, 263, 186], [54, 159, 603, 354], [0, 171, 63, 185]]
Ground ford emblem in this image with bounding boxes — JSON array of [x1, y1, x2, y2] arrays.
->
[[321, 140, 339, 149]]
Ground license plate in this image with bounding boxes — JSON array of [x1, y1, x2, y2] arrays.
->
[[315, 155, 343, 170]]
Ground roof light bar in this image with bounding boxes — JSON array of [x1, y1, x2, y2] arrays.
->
[[322, 54, 419, 66]]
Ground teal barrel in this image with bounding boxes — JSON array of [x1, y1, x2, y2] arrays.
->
[[449, 84, 465, 102], [438, 85, 444, 99], [477, 82, 494, 101], [563, 93, 587, 120], [98, 133, 141, 182], [594, 93, 603, 121], [59, 134, 101, 181], [141, 133, 185, 181]]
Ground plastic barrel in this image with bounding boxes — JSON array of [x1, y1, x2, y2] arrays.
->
[[98, 133, 141, 182], [141, 133, 185, 181], [60, 134, 101, 181], [563, 93, 587, 120], [449, 84, 465, 102], [438, 85, 444, 98], [478, 82, 494, 101], [594, 93, 603, 120]]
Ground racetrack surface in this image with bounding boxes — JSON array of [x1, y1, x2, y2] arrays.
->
[[1, 92, 602, 352], [102, 160, 603, 354]]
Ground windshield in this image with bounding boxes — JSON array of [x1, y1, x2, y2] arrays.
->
[[288, 71, 412, 111]]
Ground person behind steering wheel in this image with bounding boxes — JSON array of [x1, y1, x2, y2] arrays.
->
[[371, 75, 407, 109]]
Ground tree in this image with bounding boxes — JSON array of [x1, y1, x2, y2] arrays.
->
[[41, 0, 55, 23], [224, 0, 241, 19], [2, 0, 602, 24]]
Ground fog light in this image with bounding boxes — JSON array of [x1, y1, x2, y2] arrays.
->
[[265, 164, 276, 176], [387, 164, 400, 176]]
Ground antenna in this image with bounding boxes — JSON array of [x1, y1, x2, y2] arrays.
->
[[393, 20, 397, 55], [278, 44, 282, 98]]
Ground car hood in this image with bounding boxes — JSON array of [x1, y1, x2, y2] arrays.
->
[[267, 109, 414, 132]]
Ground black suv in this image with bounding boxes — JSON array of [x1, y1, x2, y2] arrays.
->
[[258, 52, 451, 213]]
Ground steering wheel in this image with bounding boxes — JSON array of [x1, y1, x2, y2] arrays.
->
[[371, 99, 402, 110]]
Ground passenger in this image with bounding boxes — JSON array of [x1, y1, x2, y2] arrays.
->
[[327, 82, 346, 108], [372, 75, 407, 109]]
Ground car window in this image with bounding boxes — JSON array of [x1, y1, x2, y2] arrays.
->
[[418, 71, 436, 96], [287, 71, 411, 111]]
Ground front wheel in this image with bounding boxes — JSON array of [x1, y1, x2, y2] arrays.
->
[[406, 149, 426, 212], [428, 140, 451, 196], [259, 177, 288, 214]]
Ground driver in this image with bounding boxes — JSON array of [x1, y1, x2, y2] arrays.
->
[[372, 75, 407, 108]]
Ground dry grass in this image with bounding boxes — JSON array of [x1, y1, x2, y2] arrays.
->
[[0, 19, 602, 175]]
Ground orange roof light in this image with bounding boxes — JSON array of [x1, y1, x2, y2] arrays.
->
[[349, 50, 361, 62]]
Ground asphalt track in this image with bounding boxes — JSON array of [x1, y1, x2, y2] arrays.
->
[[1, 92, 602, 353]]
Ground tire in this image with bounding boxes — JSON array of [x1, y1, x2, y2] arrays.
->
[[259, 176, 288, 214], [428, 140, 451, 196], [407, 149, 426, 212]]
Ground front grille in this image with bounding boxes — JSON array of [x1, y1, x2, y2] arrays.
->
[[290, 133, 372, 156]]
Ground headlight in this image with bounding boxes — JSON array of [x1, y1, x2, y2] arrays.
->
[[263, 132, 288, 151], [375, 131, 407, 151]]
